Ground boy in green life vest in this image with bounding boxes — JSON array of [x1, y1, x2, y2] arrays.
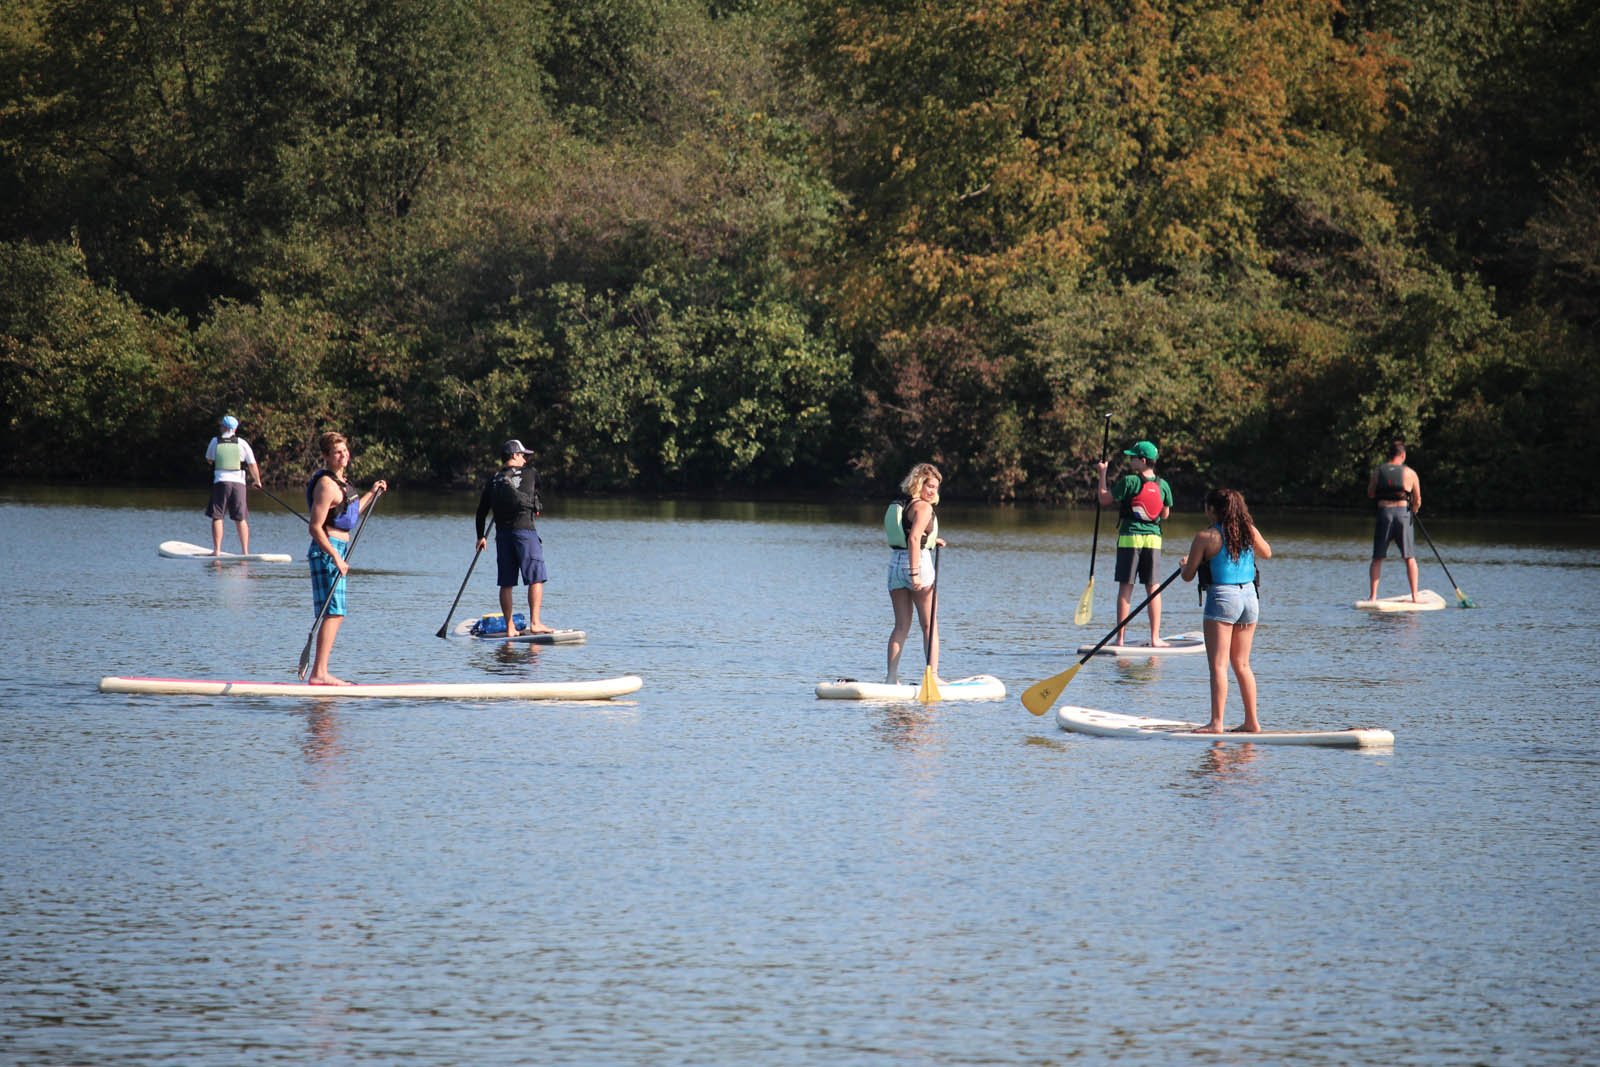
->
[[1367, 437, 1422, 601], [1097, 439, 1173, 647], [204, 414, 263, 555]]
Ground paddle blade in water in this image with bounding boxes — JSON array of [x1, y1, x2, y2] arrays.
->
[[917, 668, 941, 704], [1021, 663, 1081, 716], [1074, 579, 1093, 626], [1455, 587, 1477, 608]]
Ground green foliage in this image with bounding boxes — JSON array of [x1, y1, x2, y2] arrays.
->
[[0, 240, 194, 477], [0, 0, 1595, 509]]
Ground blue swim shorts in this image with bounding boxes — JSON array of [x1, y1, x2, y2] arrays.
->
[[308, 537, 350, 617], [496, 529, 548, 587]]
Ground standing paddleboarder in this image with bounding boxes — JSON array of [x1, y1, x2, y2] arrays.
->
[[885, 462, 945, 685], [1367, 437, 1422, 602], [1097, 440, 1173, 647], [204, 414, 263, 555], [305, 431, 387, 685], [1180, 488, 1272, 734], [475, 439, 555, 638]]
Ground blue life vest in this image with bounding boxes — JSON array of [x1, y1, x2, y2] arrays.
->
[[307, 469, 360, 531]]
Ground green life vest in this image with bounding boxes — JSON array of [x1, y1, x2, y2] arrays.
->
[[213, 438, 242, 472], [884, 496, 937, 549]]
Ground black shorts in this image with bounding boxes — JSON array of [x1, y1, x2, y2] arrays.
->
[[1114, 545, 1159, 585]]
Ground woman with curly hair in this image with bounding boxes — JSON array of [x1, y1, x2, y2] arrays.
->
[[884, 462, 946, 685]]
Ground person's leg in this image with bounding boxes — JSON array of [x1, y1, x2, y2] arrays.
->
[[1230, 623, 1259, 731], [1112, 547, 1135, 645], [237, 518, 250, 555], [1198, 619, 1233, 732], [211, 517, 225, 555], [526, 581, 551, 632], [308, 615, 344, 685], [500, 585, 518, 635], [1405, 556, 1420, 600], [1368, 557, 1383, 600], [887, 587, 914, 683], [911, 582, 939, 678], [1140, 548, 1167, 646]]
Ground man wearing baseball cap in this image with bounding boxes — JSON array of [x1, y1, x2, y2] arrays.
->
[[1096, 439, 1173, 647], [474, 439, 555, 636], [204, 414, 263, 555]]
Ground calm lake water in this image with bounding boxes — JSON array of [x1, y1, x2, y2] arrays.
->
[[2, 485, 1598, 1065]]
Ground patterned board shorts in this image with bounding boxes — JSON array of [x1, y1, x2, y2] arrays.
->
[[308, 538, 350, 616]]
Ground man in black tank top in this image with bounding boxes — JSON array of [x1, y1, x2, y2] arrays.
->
[[1366, 438, 1422, 601]]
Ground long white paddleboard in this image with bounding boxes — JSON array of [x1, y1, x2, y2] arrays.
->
[[1354, 589, 1446, 612], [815, 675, 1006, 702], [100, 675, 642, 700], [451, 619, 587, 645], [1077, 631, 1205, 656], [1057, 706, 1394, 747], [159, 540, 292, 563]]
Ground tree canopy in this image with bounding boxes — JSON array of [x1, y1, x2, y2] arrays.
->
[[2, 0, 1595, 509]]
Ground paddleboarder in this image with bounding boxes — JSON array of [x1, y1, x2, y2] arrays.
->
[[885, 462, 945, 685], [1096, 440, 1173, 647], [305, 431, 387, 685], [1367, 437, 1422, 602], [203, 414, 263, 556], [475, 439, 555, 638], [1180, 488, 1272, 734]]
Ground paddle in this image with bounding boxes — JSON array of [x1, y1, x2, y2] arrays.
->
[[1414, 515, 1476, 608], [916, 545, 942, 704], [297, 488, 383, 679], [1075, 412, 1113, 625], [436, 519, 494, 638], [1022, 565, 1182, 716], [253, 483, 310, 525]]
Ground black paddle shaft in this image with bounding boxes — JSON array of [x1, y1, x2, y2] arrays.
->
[[435, 518, 495, 638], [1079, 566, 1182, 664], [1413, 515, 1463, 590], [1086, 413, 1113, 576]]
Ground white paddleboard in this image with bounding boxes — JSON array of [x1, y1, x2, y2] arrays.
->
[[1077, 631, 1205, 656], [100, 675, 642, 701], [159, 540, 292, 563], [1354, 589, 1446, 612], [1056, 706, 1394, 748], [450, 619, 587, 645], [815, 675, 1006, 702]]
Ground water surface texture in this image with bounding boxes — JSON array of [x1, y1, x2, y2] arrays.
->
[[3, 487, 1597, 1065]]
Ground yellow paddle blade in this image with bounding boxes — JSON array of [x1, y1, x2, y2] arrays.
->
[[1021, 663, 1081, 716], [917, 668, 941, 704], [1074, 578, 1094, 626]]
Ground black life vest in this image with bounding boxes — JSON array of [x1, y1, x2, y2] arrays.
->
[[1375, 463, 1408, 503]]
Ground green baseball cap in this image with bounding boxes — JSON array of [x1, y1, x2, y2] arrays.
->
[[1123, 440, 1158, 461]]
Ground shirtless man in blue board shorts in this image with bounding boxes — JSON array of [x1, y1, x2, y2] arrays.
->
[[476, 439, 554, 637], [1368, 437, 1422, 601], [1097, 440, 1173, 647]]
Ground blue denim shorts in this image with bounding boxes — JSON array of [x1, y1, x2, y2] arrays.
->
[[1203, 582, 1259, 625], [887, 548, 935, 591]]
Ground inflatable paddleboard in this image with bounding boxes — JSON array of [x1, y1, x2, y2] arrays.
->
[[100, 675, 642, 701], [450, 619, 587, 645], [159, 540, 292, 563], [815, 675, 1006, 702], [1354, 589, 1446, 612], [1077, 631, 1205, 656], [1056, 706, 1394, 747]]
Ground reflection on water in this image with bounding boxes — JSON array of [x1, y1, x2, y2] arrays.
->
[[2, 490, 1597, 1065]]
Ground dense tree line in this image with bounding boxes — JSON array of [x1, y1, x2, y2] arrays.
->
[[2, 0, 1595, 509]]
